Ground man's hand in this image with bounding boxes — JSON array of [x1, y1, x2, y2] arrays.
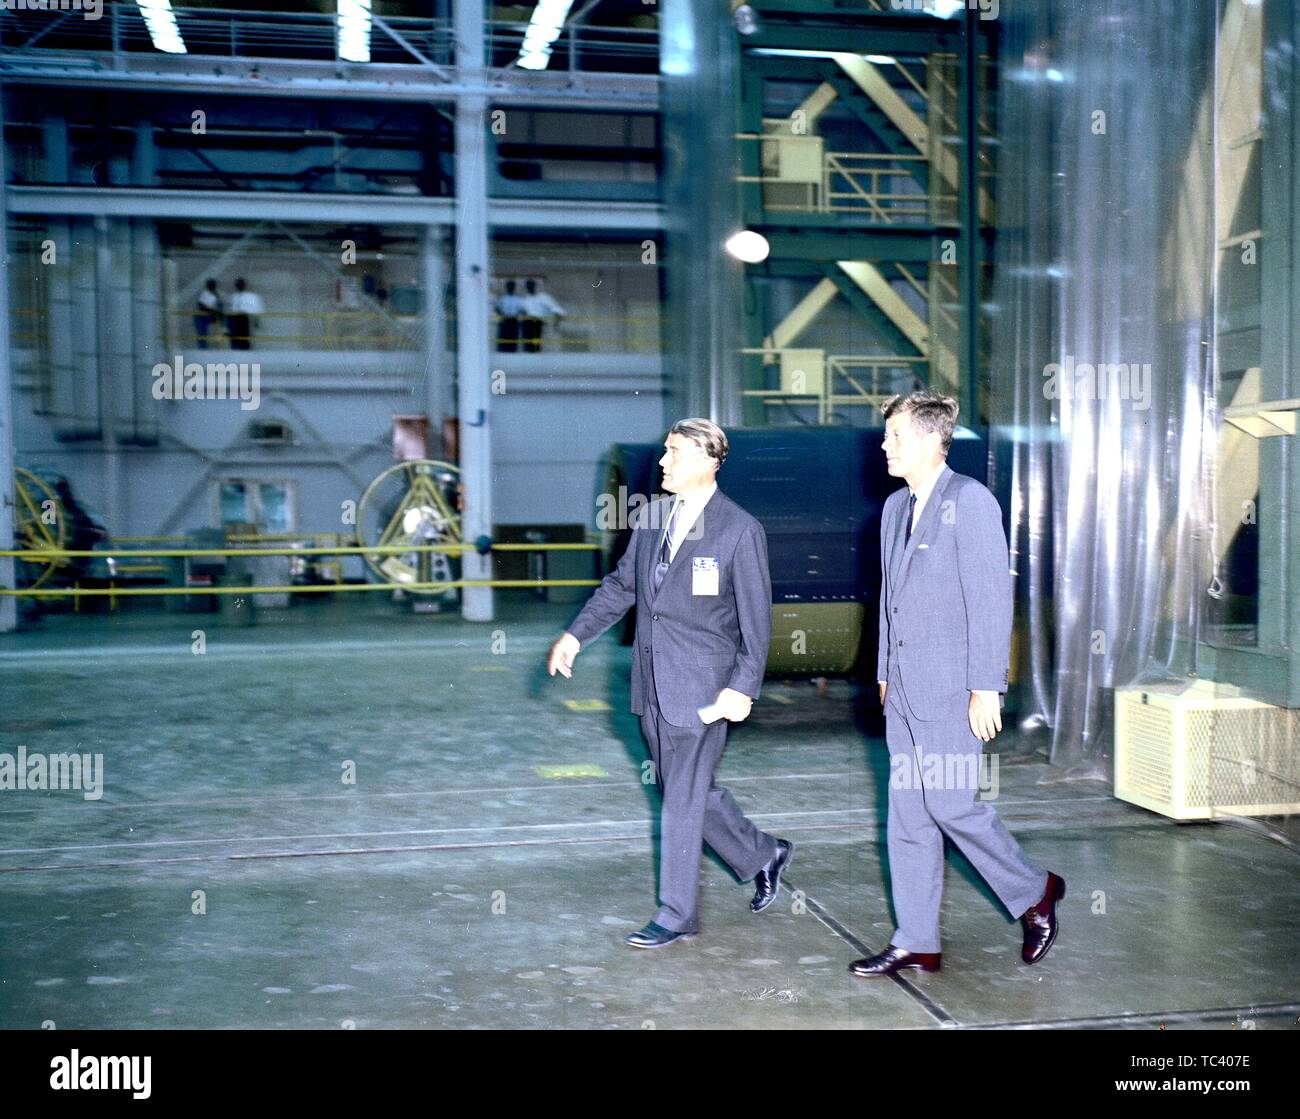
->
[[968, 690, 1002, 742], [714, 687, 754, 723], [879, 681, 888, 707], [547, 632, 581, 678]]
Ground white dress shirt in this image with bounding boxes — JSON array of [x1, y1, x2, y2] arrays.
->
[[522, 290, 565, 319], [661, 481, 717, 563], [230, 290, 264, 315], [907, 460, 947, 533]]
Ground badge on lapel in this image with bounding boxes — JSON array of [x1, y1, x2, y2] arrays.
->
[[692, 556, 719, 596]]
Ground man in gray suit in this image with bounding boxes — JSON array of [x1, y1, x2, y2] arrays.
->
[[547, 419, 792, 948], [850, 390, 1065, 977]]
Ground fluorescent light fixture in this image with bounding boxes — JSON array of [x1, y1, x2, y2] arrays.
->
[[136, 0, 186, 55], [750, 48, 845, 60], [751, 48, 913, 64], [338, 0, 373, 64], [725, 230, 770, 264], [931, 0, 966, 17], [517, 0, 576, 71]]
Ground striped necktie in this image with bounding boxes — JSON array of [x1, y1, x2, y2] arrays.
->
[[905, 492, 917, 543], [653, 499, 681, 593]]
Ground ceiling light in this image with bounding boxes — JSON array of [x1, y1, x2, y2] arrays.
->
[[725, 230, 770, 264], [136, 0, 186, 55], [338, 0, 372, 64], [517, 0, 576, 71]]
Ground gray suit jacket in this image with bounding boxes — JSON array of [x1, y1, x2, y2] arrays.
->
[[877, 464, 1012, 722], [566, 488, 772, 728]]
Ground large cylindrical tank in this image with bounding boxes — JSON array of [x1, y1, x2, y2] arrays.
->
[[604, 427, 995, 678]]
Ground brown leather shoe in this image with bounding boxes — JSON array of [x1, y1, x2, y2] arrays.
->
[[1020, 871, 1066, 964], [848, 945, 941, 977]]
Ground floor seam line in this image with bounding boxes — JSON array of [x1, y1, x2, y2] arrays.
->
[[779, 873, 960, 1029]]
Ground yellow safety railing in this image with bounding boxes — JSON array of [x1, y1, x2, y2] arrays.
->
[[741, 348, 929, 425], [3, 581, 602, 599], [168, 310, 663, 353], [0, 541, 603, 598], [823, 152, 933, 222], [735, 134, 938, 221], [4, 543, 601, 558]]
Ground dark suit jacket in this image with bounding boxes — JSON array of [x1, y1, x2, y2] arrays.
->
[[877, 464, 1012, 722], [566, 487, 772, 728]]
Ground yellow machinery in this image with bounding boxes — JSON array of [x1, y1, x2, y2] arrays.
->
[[356, 459, 463, 594], [13, 467, 70, 591]]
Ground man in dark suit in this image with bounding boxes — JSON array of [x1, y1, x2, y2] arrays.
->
[[548, 419, 792, 948], [849, 390, 1065, 977]]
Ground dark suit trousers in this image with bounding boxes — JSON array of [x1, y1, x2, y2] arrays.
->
[[639, 681, 777, 934]]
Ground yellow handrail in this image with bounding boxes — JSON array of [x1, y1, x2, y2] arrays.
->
[[3, 579, 601, 599], [4, 542, 600, 559]]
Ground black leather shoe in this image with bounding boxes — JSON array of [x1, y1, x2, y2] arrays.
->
[[750, 838, 793, 913], [625, 921, 697, 949], [1021, 871, 1065, 964], [848, 945, 941, 977]]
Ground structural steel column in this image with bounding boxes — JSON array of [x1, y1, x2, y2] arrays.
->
[[94, 214, 122, 534], [0, 89, 15, 632], [958, 6, 979, 424], [421, 224, 449, 447], [453, 0, 493, 620]]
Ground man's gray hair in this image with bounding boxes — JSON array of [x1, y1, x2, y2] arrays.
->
[[881, 389, 959, 454], [669, 417, 729, 468]]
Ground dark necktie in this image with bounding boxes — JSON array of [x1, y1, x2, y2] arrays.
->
[[905, 492, 917, 543], [653, 499, 681, 593]]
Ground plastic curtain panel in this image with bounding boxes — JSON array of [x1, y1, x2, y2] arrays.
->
[[987, 0, 1219, 776]]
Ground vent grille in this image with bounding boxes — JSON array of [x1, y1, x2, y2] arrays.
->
[[1115, 686, 1300, 819]]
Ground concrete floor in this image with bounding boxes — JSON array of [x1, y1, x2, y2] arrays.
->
[[1, 595, 1297, 1030]]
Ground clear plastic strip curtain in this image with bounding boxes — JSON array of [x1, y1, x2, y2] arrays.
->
[[988, 0, 1219, 776]]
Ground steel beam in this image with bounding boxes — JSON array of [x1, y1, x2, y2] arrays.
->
[[0, 58, 659, 111], [4, 186, 664, 230]]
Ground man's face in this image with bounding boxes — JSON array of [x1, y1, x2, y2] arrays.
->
[[659, 432, 716, 494], [882, 411, 941, 478]]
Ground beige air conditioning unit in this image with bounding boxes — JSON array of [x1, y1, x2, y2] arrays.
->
[[1114, 679, 1300, 819]]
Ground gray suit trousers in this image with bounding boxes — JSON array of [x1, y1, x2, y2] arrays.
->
[[639, 684, 777, 934], [884, 668, 1046, 954]]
